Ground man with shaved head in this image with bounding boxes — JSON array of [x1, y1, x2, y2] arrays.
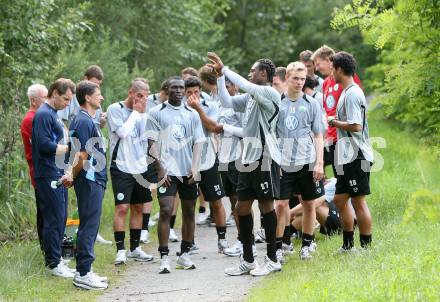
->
[[107, 78, 155, 265]]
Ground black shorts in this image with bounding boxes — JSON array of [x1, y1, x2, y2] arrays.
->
[[110, 167, 157, 205], [199, 162, 225, 201], [219, 161, 239, 197], [157, 176, 199, 200], [335, 158, 372, 197], [279, 165, 325, 201], [236, 156, 280, 201], [319, 202, 342, 236]]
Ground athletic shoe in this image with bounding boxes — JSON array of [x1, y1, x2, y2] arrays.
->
[[96, 233, 112, 245], [90, 267, 108, 283], [196, 212, 209, 225], [250, 256, 282, 276], [73, 272, 108, 290], [169, 229, 179, 242], [224, 256, 256, 276], [309, 241, 317, 253], [176, 252, 196, 270], [276, 249, 285, 264], [159, 255, 171, 274], [140, 230, 150, 243], [255, 228, 265, 243], [188, 243, 199, 255], [127, 246, 154, 262], [223, 240, 242, 257], [114, 250, 127, 265], [61, 257, 70, 265], [282, 242, 294, 255], [337, 246, 357, 254], [48, 262, 75, 278], [300, 246, 312, 260], [225, 214, 235, 226], [218, 239, 229, 253]]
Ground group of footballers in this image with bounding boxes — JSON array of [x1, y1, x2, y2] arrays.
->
[[21, 44, 373, 290]]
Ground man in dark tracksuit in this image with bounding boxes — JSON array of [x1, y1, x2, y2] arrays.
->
[[69, 80, 108, 290], [32, 78, 76, 278]]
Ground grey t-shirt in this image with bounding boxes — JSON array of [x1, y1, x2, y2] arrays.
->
[[217, 104, 243, 164], [147, 93, 163, 112], [221, 68, 282, 165], [198, 99, 219, 171], [277, 93, 325, 169], [335, 84, 374, 165], [147, 102, 205, 176], [107, 101, 150, 174], [57, 95, 102, 126]]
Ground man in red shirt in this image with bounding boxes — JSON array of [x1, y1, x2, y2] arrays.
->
[[312, 45, 362, 177], [20, 83, 48, 250]]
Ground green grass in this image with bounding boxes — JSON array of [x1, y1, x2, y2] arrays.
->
[[0, 186, 165, 302], [247, 108, 440, 302], [1, 107, 439, 301]]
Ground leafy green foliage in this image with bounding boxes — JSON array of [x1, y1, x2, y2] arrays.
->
[[332, 0, 440, 147]]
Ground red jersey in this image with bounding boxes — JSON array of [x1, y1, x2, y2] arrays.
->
[[322, 74, 362, 143], [20, 110, 36, 188]]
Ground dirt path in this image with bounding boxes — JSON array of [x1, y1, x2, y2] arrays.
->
[[99, 201, 263, 302]]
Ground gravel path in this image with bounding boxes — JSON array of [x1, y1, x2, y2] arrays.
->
[[99, 200, 264, 302]]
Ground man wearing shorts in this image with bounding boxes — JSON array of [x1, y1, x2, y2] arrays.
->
[[327, 51, 373, 251], [276, 62, 325, 261], [147, 77, 205, 274], [107, 78, 154, 265], [208, 52, 282, 276]]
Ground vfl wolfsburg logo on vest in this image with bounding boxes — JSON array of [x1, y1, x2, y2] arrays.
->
[[326, 95, 336, 109], [285, 115, 299, 131], [172, 124, 186, 141]]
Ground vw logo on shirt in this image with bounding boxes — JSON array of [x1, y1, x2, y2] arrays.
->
[[172, 124, 186, 141], [285, 115, 299, 131], [326, 95, 336, 109]]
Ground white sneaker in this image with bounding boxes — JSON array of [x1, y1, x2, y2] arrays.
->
[[169, 229, 179, 242], [114, 249, 127, 265], [196, 212, 209, 225], [176, 252, 196, 270], [224, 256, 256, 276], [276, 249, 285, 264], [282, 242, 294, 255], [223, 240, 243, 257], [96, 233, 112, 245], [73, 272, 108, 290], [140, 230, 150, 243], [159, 255, 171, 274], [59, 258, 76, 273], [300, 246, 312, 260], [90, 267, 108, 283], [188, 243, 199, 255], [250, 256, 282, 276], [309, 241, 317, 253], [218, 239, 229, 253], [127, 246, 154, 262], [225, 214, 235, 226], [48, 262, 75, 278], [255, 228, 265, 243]]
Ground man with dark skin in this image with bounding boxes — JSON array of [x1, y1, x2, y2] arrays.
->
[[208, 52, 282, 276], [147, 77, 204, 273]]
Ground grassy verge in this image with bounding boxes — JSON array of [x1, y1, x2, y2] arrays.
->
[[247, 107, 440, 301], [0, 185, 164, 301]]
